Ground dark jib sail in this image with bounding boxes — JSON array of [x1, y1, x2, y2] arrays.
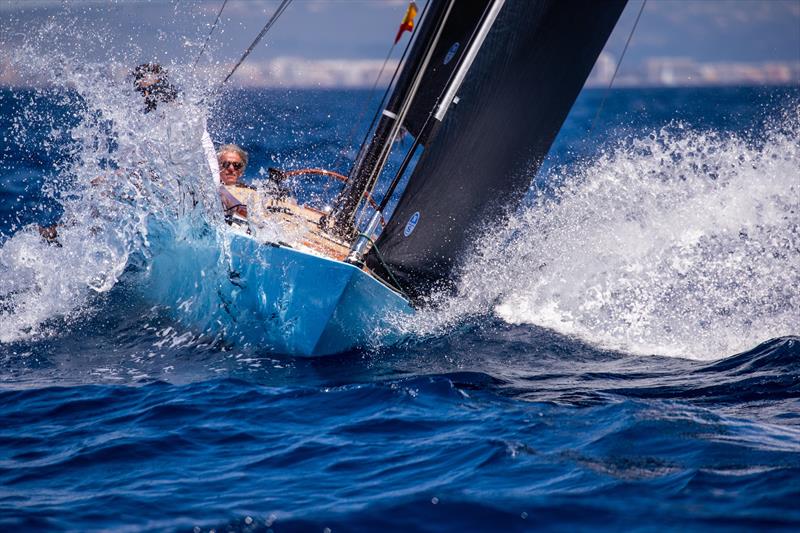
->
[[366, 0, 627, 299]]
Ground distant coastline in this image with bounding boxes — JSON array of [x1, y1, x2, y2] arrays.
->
[[1, 55, 798, 90]]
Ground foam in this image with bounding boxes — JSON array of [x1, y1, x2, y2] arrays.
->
[[0, 19, 225, 343], [404, 110, 799, 360]]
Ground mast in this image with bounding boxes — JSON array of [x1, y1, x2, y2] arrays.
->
[[377, 0, 506, 213], [328, 0, 455, 237]]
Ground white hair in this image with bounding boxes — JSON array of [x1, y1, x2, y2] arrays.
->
[[217, 144, 249, 170]]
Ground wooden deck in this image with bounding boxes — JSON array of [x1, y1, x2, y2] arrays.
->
[[226, 184, 351, 261], [223, 185, 404, 300], [265, 197, 351, 261]]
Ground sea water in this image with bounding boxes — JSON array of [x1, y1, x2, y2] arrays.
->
[[1, 55, 799, 533]]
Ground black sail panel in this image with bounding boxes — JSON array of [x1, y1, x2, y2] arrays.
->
[[366, 0, 627, 299], [401, 0, 492, 142]]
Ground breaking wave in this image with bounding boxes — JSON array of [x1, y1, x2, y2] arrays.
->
[[408, 109, 800, 360]]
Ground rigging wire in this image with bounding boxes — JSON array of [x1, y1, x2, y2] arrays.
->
[[324, 49, 394, 218], [589, 0, 647, 134], [192, 0, 229, 69], [328, 44, 397, 174], [341, 0, 434, 181], [221, 0, 293, 86]]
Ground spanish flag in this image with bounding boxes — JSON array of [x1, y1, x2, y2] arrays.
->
[[394, 1, 418, 44]]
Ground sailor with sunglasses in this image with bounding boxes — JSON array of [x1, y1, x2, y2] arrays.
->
[[217, 144, 254, 220]]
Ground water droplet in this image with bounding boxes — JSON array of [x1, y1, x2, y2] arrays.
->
[[431, 497, 439, 505]]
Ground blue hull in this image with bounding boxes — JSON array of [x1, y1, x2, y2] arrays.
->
[[141, 228, 413, 356]]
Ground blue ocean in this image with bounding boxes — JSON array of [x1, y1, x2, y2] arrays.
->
[[1, 69, 799, 533]]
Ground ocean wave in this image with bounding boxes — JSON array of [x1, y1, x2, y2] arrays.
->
[[404, 109, 800, 360]]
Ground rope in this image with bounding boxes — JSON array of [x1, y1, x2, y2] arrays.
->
[[358, 233, 409, 300], [329, 45, 397, 174], [192, 0, 229, 69], [222, 0, 293, 86], [589, 0, 647, 134], [284, 168, 348, 182]]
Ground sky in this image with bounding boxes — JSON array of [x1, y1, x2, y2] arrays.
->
[[1, 0, 799, 86]]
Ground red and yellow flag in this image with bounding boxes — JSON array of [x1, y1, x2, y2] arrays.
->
[[394, 1, 418, 44]]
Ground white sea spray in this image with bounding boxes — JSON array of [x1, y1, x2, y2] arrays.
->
[[0, 17, 225, 343], [400, 110, 800, 360]]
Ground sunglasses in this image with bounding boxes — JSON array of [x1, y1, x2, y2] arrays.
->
[[220, 161, 244, 171]]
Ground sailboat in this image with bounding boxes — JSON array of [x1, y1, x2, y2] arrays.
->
[[143, 0, 628, 356]]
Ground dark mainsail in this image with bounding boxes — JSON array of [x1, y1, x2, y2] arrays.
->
[[365, 0, 627, 299]]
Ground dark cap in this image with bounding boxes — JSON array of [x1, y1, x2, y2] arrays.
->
[[132, 63, 178, 112]]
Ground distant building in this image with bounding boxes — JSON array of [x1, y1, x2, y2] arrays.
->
[[1, 56, 797, 89], [233, 57, 399, 88], [646, 57, 700, 86], [642, 57, 800, 87], [587, 52, 617, 86], [239, 56, 799, 89]]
